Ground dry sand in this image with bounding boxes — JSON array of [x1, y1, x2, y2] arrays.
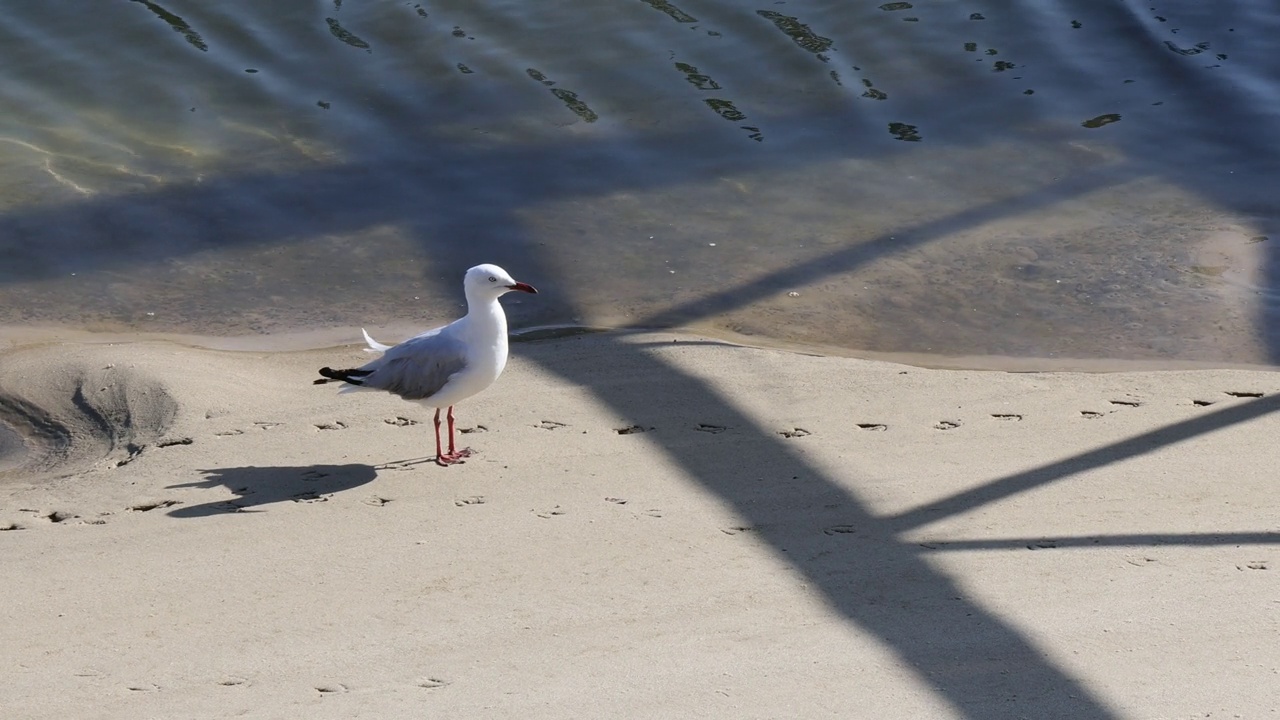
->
[[1, 331, 1278, 719]]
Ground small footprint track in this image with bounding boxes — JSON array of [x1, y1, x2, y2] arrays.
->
[[1190, 390, 1266, 407], [842, 387, 1276, 435], [19, 499, 184, 530]]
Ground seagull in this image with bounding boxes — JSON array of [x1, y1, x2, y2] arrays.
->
[[314, 264, 538, 466]]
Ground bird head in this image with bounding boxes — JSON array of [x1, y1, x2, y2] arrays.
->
[[465, 264, 538, 298]]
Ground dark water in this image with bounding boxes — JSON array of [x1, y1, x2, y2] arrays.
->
[[1, 1, 1279, 363]]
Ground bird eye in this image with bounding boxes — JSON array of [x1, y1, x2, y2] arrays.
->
[[488, 276, 497, 282]]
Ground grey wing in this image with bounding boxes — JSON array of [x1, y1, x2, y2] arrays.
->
[[360, 331, 469, 401]]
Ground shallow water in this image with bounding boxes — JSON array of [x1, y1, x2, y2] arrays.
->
[[1, 1, 1278, 364]]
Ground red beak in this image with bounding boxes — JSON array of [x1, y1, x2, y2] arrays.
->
[[508, 282, 538, 294]]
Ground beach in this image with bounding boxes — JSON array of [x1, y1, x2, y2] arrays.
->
[[2, 330, 1278, 719], [4, 1, 1280, 716]]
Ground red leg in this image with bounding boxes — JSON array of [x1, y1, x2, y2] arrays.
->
[[434, 406, 471, 466], [433, 408, 447, 465], [435, 406, 472, 464], [446, 405, 457, 455]]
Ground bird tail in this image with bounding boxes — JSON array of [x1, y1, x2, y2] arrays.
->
[[314, 367, 374, 386], [362, 328, 392, 353]]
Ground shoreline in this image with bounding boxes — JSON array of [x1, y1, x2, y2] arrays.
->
[[3, 322, 1278, 375]]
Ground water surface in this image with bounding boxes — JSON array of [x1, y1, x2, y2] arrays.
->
[[2, 1, 1278, 364]]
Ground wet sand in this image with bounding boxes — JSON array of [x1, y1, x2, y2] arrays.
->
[[2, 330, 1278, 718]]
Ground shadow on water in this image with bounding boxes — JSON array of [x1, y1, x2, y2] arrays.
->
[[630, 162, 1143, 330], [0, 116, 852, 332], [166, 463, 376, 517]]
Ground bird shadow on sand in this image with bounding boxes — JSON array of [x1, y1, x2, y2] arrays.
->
[[165, 463, 378, 518]]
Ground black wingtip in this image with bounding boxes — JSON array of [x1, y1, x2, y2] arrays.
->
[[316, 366, 373, 386]]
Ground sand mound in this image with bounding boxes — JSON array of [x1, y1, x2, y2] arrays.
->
[[0, 348, 177, 481]]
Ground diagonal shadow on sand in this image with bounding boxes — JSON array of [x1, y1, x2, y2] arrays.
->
[[521, 336, 1280, 719], [918, 532, 1280, 552], [166, 463, 377, 517], [522, 336, 1121, 719], [888, 393, 1280, 531]]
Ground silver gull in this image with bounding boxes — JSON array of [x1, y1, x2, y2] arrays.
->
[[315, 263, 538, 466]]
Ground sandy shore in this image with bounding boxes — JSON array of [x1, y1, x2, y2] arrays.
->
[[2, 331, 1278, 719]]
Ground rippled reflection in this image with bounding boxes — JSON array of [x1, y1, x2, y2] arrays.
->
[[131, 0, 208, 52], [640, 0, 696, 24], [756, 10, 833, 59], [1082, 114, 1122, 129], [326, 17, 371, 52]]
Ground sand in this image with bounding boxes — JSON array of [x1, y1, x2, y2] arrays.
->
[[1, 331, 1278, 719]]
